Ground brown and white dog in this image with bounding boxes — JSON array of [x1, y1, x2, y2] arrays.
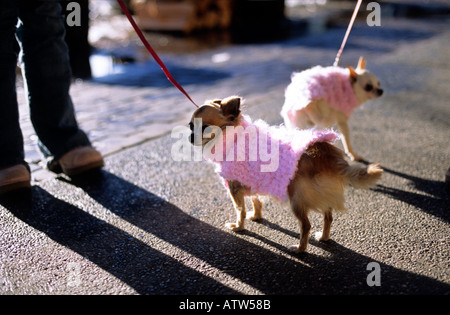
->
[[189, 96, 383, 253]]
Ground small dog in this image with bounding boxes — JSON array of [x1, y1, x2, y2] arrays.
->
[[189, 96, 383, 253], [281, 57, 383, 161]]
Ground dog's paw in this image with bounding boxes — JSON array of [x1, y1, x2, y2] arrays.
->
[[288, 244, 306, 253], [225, 222, 245, 231], [314, 232, 330, 242], [347, 152, 365, 162], [247, 212, 262, 221]]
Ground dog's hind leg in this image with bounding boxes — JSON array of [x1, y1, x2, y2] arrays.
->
[[315, 209, 333, 241], [247, 196, 263, 220], [289, 200, 311, 253]]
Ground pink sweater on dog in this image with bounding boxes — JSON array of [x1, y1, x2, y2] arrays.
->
[[282, 66, 361, 120], [206, 115, 338, 201]]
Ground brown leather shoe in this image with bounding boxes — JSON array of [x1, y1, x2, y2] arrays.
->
[[0, 164, 31, 195], [48, 146, 104, 176]]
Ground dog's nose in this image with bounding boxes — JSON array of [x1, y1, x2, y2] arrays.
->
[[377, 88, 383, 96]]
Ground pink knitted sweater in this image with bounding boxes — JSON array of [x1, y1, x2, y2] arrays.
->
[[206, 116, 338, 201], [282, 66, 361, 120]]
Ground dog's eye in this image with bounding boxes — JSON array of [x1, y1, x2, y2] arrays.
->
[[364, 84, 373, 92]]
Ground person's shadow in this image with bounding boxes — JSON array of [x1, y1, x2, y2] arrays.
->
[[0, 183, 236, 294], [1, 169, 449, 294]]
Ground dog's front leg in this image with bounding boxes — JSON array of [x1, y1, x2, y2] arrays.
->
[[226, 180, 247, 231], [336, 116, 363, 161]]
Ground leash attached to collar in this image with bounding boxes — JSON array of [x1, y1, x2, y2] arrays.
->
[[116, 0, 198, 108], [333, 0, 363, 67]]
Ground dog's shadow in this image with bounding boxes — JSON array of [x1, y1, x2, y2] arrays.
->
[[241, 219, 449, 294], [371, 164, 449, 223], [1, 169, 448, 294], [242, 217, 346, 259]]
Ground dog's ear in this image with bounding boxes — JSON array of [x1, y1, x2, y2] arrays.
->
[[221, 96, 241, 120], [348, 66, 358, 83], [204, 99, 222, 106], [357, 56, 366, 70]]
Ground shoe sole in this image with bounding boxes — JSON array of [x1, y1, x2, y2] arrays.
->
[[0, 180, 32, 195], [60, 159, 105, 177]]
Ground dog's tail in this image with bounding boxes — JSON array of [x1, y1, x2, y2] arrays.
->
[[342, 163, 383, 189]]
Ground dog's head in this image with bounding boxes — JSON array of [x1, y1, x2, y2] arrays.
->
[[189, 96, 243, 146], [348, 57, 383, 103]]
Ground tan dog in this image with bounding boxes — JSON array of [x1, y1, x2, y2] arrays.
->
[[189, 96, 383, 253], [281, 57, 383, 161]]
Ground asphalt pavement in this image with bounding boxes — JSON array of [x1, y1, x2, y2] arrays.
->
[[1, 2, 449, 296]]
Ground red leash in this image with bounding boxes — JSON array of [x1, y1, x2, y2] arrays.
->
[[116, 0, 198, 108]]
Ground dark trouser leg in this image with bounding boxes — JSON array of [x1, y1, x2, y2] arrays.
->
[[0, 0, 25, 168], [17, 0, 91, 161]]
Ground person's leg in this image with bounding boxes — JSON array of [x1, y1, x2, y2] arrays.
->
[[0, 0, 26, 169], [0, 0, 31, 194], [61, 0, 92, 79], [16, 0, 91, 161]]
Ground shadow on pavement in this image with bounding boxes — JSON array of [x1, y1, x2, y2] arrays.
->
[[1, 184, 237, 294], [2, 169, 449, 294], [374, 165, 449, 223]]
